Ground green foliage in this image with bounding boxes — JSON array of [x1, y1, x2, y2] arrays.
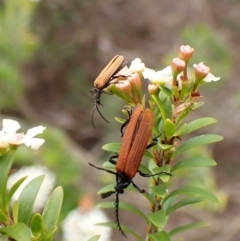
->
[[0, 152, 63, 240], [91, 47, 223, 240], [0, 0, 39, 108]]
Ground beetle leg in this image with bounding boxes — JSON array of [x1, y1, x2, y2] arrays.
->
[[138, 170, 172, 177], [131, 180, 145, 193], [88, 163, 116, 175]]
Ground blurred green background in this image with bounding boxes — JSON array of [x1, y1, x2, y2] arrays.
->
[[1, 0, 240, 240]]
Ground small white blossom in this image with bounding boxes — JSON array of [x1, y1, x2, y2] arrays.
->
[[7, 165, 56, 211], [203, 73, 220, 82], [62, 207, 111, 241], [143, 66, 182, 90], [143, 66, 172, 84], [0, 119, 45, 150], [24, 126, 46, 150], [129, 58, 145, 73]]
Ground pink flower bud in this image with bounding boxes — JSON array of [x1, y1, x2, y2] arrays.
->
[[193, 62, 210, 80], [171, 58, 186, 75], [148, 84, 159, 95], [179, 45, 194, 61], [128, 73, 142, 91], [115, 80, 133, 96]]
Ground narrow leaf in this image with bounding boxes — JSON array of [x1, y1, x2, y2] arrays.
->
[[163, 186, 219, 204], [150, 184, 168, 197], [115, 117, 125, 124], [102, 143, 121, 153], [148, 231, 171, 241], [159, 143, 172, 151], [166, 197, 204, 215], [0, 223, 31, 241], [0, 152, 14, 211], [169, 222, 209, 236], [18, 175, 45, 224], [148, 210, 167, 228], [42, 187, 63, 239], [159, 85, 173, 97], [0, 210, 9, 224], [97, 184, 115, 196], [96, 222, 143, 241], [174, 123, 187, 136], [12, 200, 19, 224], [96, 202, 149, 223], [7, 176, 27, 203], [172, 156, 217, 172], [87, 235, 100, 241], [179, 117, 217, 136], [41, 226, 57, 241], [173, 134, 223, 158], [30, 213, 44, 239], [164, 119, 176, 139], [152, 95, 166, 121]]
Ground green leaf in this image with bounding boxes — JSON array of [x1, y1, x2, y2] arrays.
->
[[42, 187, 63, 239], [148, 210, 167, 228], [150, 184, 168, 197], [115, 117, 125, 124], [152, 165, 171, 183], [166, 197, 204, 215], [87, 235, 101, 241], [0, 210, 9, 225], [41, 226, 57, 241], [18, 175, 45, 224], [172, 156, 217, 172], [159, 85, 173, 97], [96, 222, 143, 241], [102, 161, 115, 169], [169, 222, 209, 236], [30, 213, 44, 239], [174, 123, 187, 136], [159, 143, 172, 151], [163, 186, 219, 204], [12, 200, 19, 224], [179, 117, 217, 136], [96, 202, 149, 223], [152, 95, 166, 121], [148, 231, 171, 241], [102, 143, 121, 153], [172, 134, 223, 158], [162, 196, 176, 212], [0, 152, 14, 211], [0, 223, 31, 241], [7, 176, 27, 203], [97, 184, 115, 195], [164, 119, 176, 139]]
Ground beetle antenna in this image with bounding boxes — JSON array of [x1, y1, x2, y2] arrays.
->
[[115, 192, 126, 237], [91, 102, 110, 128]]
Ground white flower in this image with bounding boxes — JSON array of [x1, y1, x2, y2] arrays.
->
[[203, 72, 220, 82], [129, 58, 145, 73], [7, 165, 56, 211], [62, 207, 112, 241], [143, 66, 182, 90], [24, 126, 46, 150], [0, 119, 45, 150], [143, 66, 173, 84]]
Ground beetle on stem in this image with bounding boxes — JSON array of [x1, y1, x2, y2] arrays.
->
[[89, 105, 171, 237]]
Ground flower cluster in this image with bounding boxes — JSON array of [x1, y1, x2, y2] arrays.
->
[[107, 45, 220, 106]]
